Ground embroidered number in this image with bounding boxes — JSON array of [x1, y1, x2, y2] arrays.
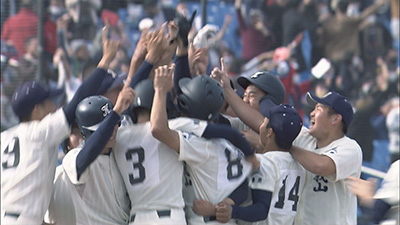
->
[[125, 147, 146, 185], [274, 175, 301, 211], [2, 137, 20, 169], [224, 149, 243, 180]]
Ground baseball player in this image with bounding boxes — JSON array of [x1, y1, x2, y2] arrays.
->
[[291, 91, 362, 225], [151, 65, 255, 225], [1, 27, 120, 225], [348, 160, 399, 224], [62, 81, 135, 224], [114, 78, 206, 225], [215, 104, 306, 225]]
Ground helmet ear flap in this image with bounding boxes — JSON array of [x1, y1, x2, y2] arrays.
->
[[177, 93, 191, 115]]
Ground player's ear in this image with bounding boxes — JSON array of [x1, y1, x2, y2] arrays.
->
[[331, 114, 342, 126]]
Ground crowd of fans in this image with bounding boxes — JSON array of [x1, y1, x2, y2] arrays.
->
[[1, 0, 399, 222]]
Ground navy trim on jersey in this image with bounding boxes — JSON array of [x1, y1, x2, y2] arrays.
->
[[231, 189, 272, 222], [75, 111, 121, 180], [372, 199, 391, 223], [130, 60, 153, 89], [202, 124, 254, 157], [63, 68, 108, 125], [174, 54, 191, 95], [228, 179, 249, 205], [216, 114, 232, 126]]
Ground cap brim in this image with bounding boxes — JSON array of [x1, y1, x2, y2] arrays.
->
[[108, 74, 127, 91], [306, 92, 329, 107], [259, 98, 277, 118], [237, 76, 252, 90], [48, 88, 64, 98]]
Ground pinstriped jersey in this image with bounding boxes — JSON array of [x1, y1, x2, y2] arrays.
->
[[178, 131, 252, 225], [114, 118, 208, 214], [1, 109, 70, 224]]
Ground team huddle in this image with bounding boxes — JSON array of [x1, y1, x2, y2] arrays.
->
[[2, 14, 362, 225]]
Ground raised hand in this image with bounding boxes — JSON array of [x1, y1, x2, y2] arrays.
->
[[210, 57, 232, 91], [146, 23, 171, 65], [154, 64, 175, 94], [174, 10, 196, 47], [113, 79, 136, 115], [99, 26, 122, 69]]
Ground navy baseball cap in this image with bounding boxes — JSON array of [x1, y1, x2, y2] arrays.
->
[[11, 80, 63, 119], [237, 71, 286, 105], [259, 97, 277, 118], [269, 104, 303, 149], [97, 71, 127, 94], [306, 91, 354, 128]]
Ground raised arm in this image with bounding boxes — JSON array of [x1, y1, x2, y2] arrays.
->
[[211, 58, 264, 132], [150, 64, 181, 152], [63, 27, 121, 126], [75, 82, 136, 179]]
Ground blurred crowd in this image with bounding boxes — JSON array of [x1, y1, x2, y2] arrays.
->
[[0, 0, 399, 222]]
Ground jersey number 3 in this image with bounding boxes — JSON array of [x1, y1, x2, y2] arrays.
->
[[2, 137, 20, 169], [125, 147, 146, 185]]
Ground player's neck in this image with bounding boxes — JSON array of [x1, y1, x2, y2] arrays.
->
[[263, 142, 288, 153]]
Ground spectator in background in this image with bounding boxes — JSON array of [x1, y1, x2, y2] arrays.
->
[[17, 37, 58, 85], [385, 97, 399, 163], [1, 0, 56, 58], [347, 57, 393, 163], [142, 0, 175, 29], [65, 0, 101, 41], [262, 0, 290, 48], [235, 0, 275, 61], [69, 39, 92, 79]]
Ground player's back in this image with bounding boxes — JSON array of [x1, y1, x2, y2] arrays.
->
[[62, 147, 130, 225], [1, 109, 70, 224], [258, 152, 306, 225], [178, 132, 252, 225], [114, 121, 185, 213]]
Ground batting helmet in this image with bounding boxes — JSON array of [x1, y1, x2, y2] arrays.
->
[[237, 71, 286, 105], [75, 95, 114, 139], [129, 79, 179, 121], [131, 79, 154, 112], [177, 75, 224, 121]]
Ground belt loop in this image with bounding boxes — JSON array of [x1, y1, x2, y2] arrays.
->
[[157, 210, 171, 217], [4, 212, 20, 219], [203, 216, 217, 222]]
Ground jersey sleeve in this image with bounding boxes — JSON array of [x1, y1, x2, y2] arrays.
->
[[178, 131, 209, 167], [62, 148, 90, 184], [321, 139, 362, 182], [31, 108, 70, 147], [168, 117, 208, 137], [249, 155, 278, 192], [222, 115, 249, 132]]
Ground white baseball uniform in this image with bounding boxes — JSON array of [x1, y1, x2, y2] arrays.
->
[[62, 147, 130, 225], [114, 117, 207, 225], [44, 165, 76, 225], [292, 127, 362, 225], [244, 152, 306, 225], [374, 160, 399, 224], [178, 129, 253, 225], [1, 109, 70, 224]]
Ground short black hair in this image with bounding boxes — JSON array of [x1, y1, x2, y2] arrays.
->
[[266, 121, 291, 151]]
